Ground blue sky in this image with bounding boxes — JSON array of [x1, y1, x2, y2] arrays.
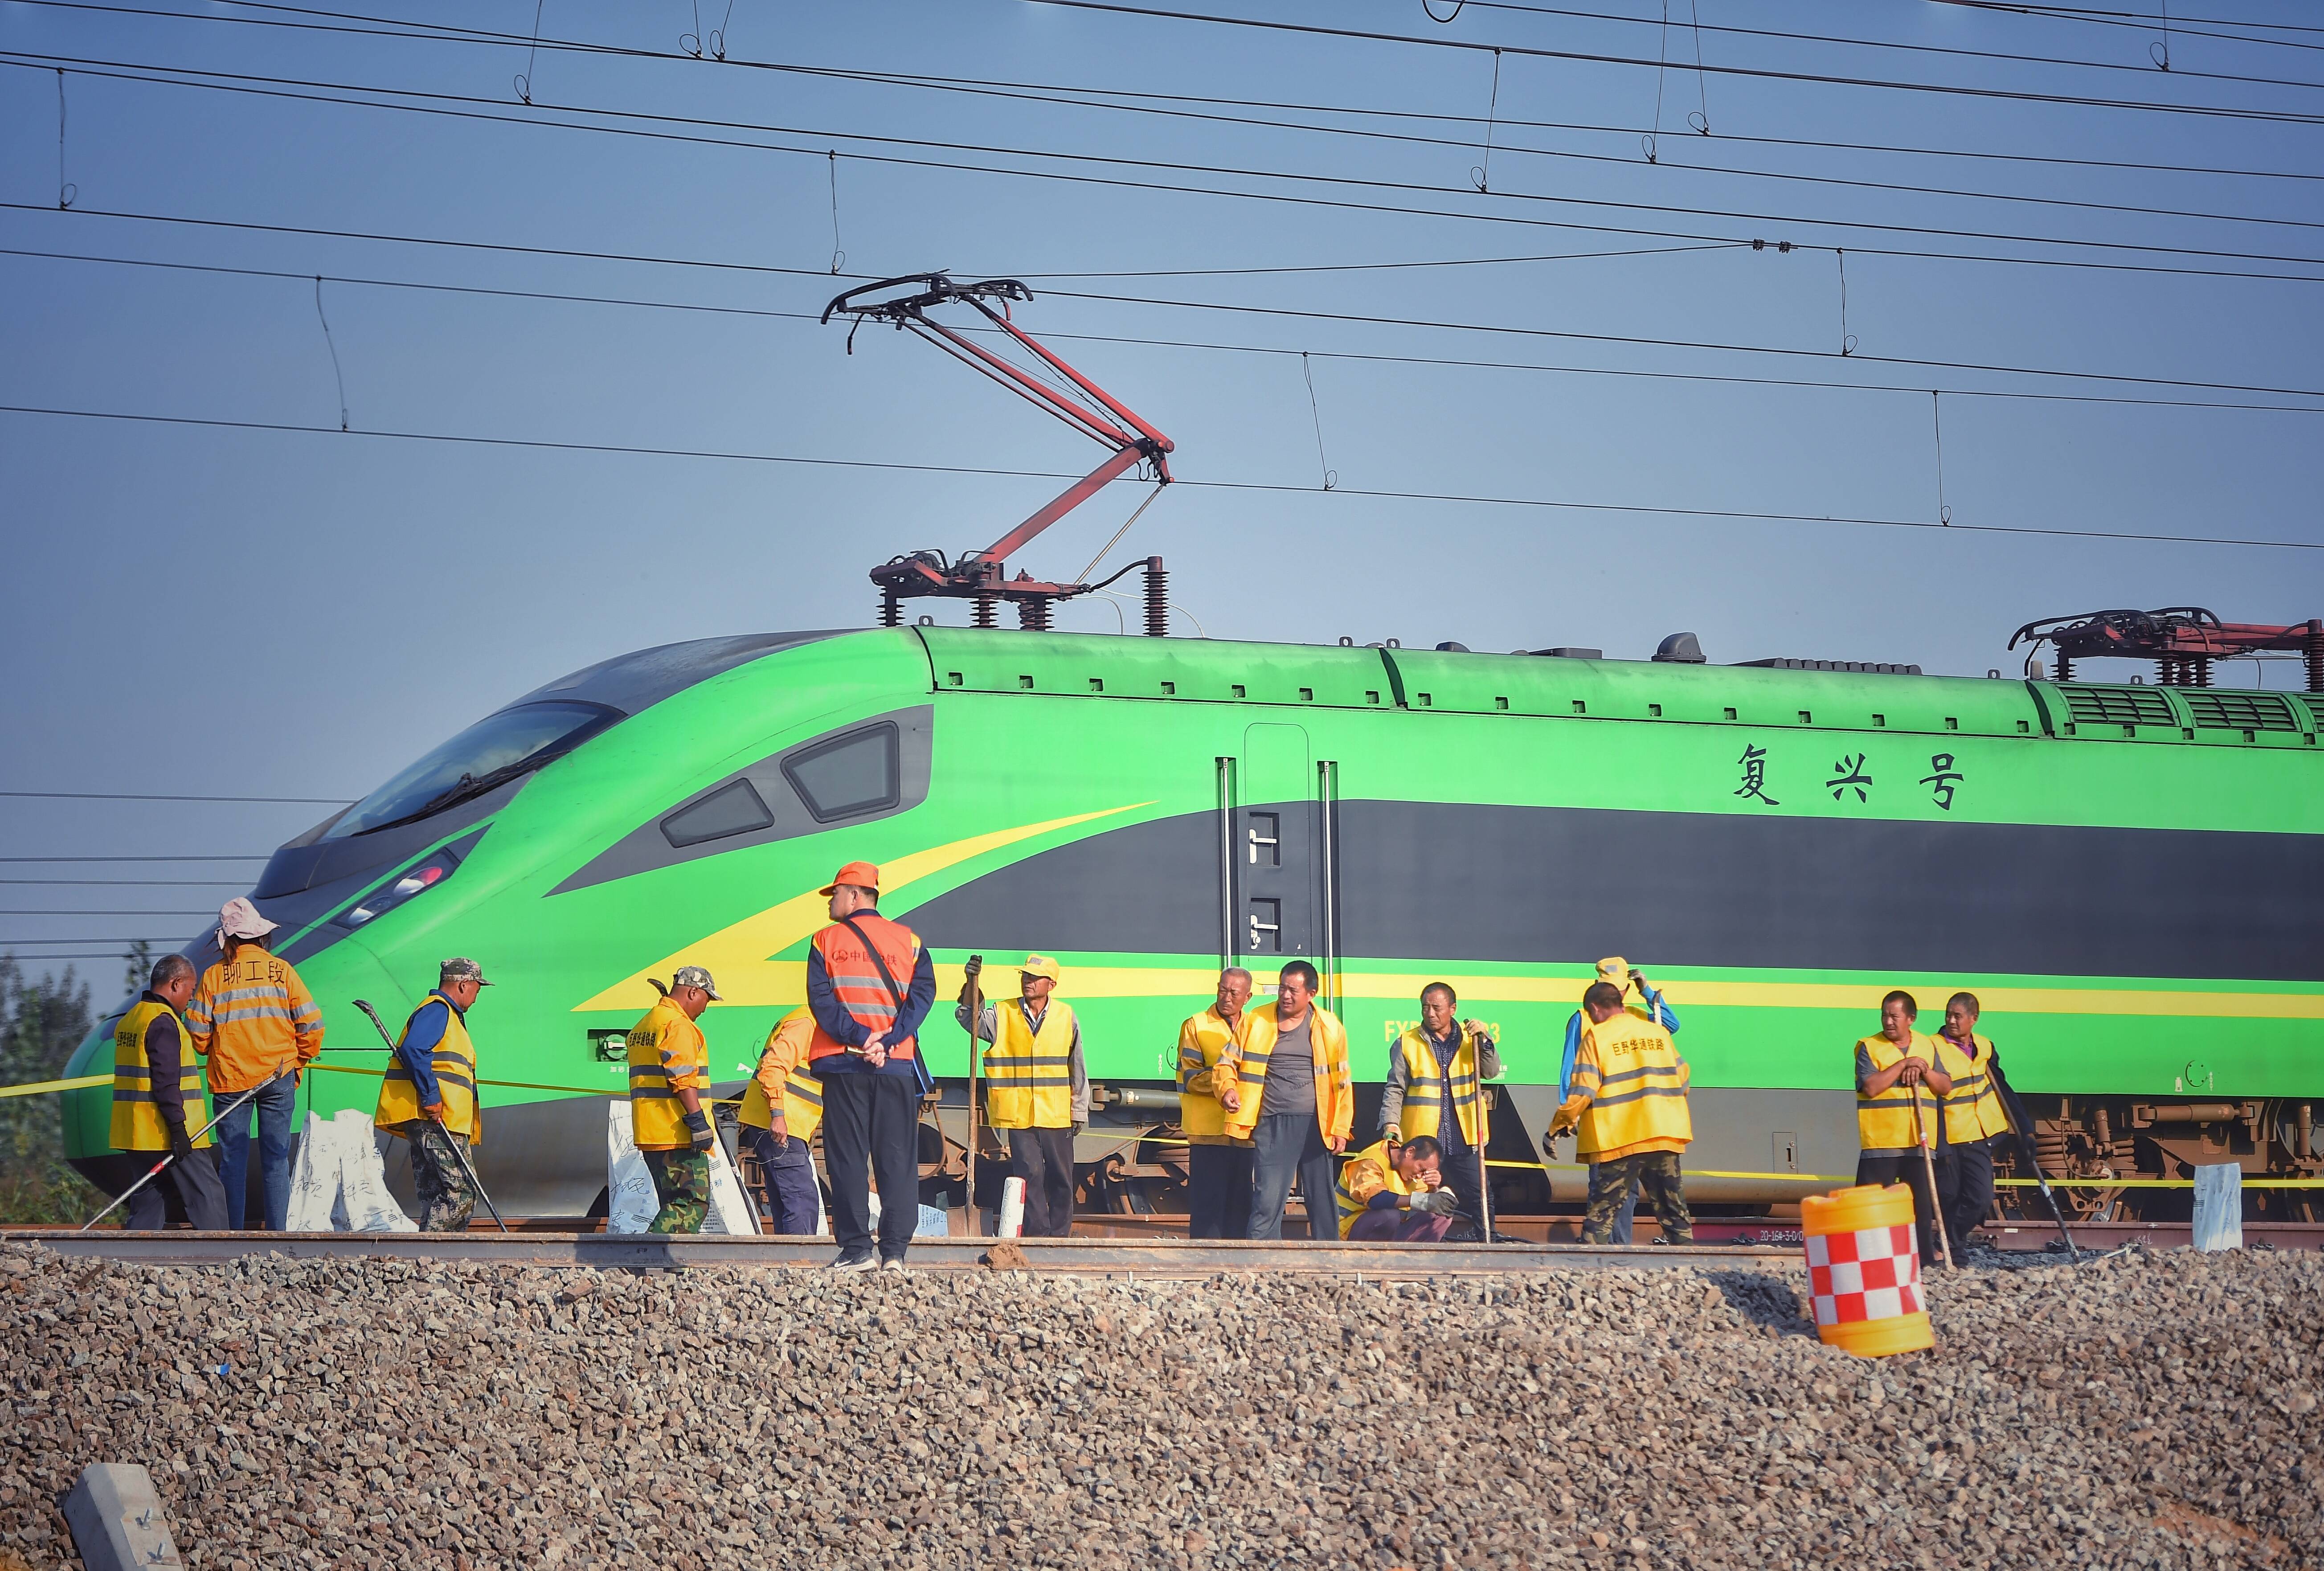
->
[[2, 0, 2320, 982]]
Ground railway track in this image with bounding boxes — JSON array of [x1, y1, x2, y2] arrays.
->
[[5, 1229, 1797, 1276]]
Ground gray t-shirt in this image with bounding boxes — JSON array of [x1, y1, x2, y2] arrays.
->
[[1263, 1014, 1317, 1119]]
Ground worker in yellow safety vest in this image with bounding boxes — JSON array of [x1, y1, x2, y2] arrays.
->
[[1334, 1134, 1459, 1242], [1937, 990, 2013, 1255], [626, 966, 721, 1234], [111, 953, 228, 1231], [1854, 989, 1955, 1268], [375, 958, 491, 1232], [186, 897, 324, 1231], [1176, 967, 1254, 1240], [737, 1006, 823, 1236], [1379, 981, 1502, 1236], [959, 955, 1088, 1237], [1220, 960, 1353, 1241], [1550, 980, 1694, 1244]]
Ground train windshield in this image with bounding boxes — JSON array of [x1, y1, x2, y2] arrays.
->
[[325, 700, 617, 838]]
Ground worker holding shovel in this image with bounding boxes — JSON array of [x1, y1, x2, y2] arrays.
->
[[1852, 990, 1956, 1270]]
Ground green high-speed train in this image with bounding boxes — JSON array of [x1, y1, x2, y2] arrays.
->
[[61, 626, 2324, 1223]]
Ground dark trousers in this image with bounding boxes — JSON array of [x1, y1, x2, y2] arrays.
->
[[215, 1074, 297, 1231], [1857, 1149, 1958, 1266], [822, 1073, 921, 1260], [1346, 1207, 1454, 1244], [1434, 1121, 1486, 1234], [1583, 1151, 1692, 1244], [1007, 1126, 1077, 1237], [124, 1143, 229, 1231], [1948, 1134, 1996, 1247], [747, 1127, 822, 1236], [1250, 1112, 1338, 1241], [1186, 1143, 1253, 1240]]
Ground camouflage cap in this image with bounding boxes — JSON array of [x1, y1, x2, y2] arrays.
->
[[671, 965, 722, 1001], [439, 957, 493, 987]]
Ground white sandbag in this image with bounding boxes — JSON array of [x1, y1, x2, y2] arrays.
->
[[866, 1191, 952, 1239], [606, 1100, 756, 1233], [335, 1112, 419, 1232], [606, 1101, 660, 1235], [2192, 1162, 2244, 1251], [283, 1112, 340, 1231], [285, 1110, 417, 1233]]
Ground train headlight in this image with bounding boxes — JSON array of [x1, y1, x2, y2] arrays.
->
[[335, 855, 456, 929]]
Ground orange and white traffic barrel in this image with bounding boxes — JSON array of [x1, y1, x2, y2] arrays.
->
[[1800, 1183, 1933, 1357]]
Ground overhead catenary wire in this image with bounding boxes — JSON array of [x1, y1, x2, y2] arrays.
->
[[12, 237, 2324, 418], [21, 1, 2324, 196], [1438, 0, 2324, 86], [2, 401, 2314, 552], [0, 855, 269, 862], [0, 789, 351, 803], [11, 51, 2324, 285], [37, 0, 2324, 128], [1022, 0, 2324, 125]]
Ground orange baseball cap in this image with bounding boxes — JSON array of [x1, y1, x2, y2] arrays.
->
[[818, 861, 881, 896]]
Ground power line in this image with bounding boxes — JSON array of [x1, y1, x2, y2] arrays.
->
[[1045, 283, 2324, 401], [15, 241, 2320, 418], [1454, 0, 2324, 82], [28, 0, 2324, 188], [1023, 0, 2324, 125], [37, 0, 2324, 127], [0, 911, 227, 916], [0, 789, 350, 804], [20, 47, 2324, 246], [1927, 0, 2324, 51], [12, 53, 2324, 286], [4, 402, 2314, 552]]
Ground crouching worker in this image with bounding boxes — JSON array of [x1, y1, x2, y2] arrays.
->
[[626, 966, 721, 1233], [738, 1005, 823, 1236], [1549, 980, 1694, 1245], [1334, 1135, 1460, 1242], [375, 957, 492, 1231]]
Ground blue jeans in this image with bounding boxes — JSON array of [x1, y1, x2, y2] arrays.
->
[[215, 1074, 297, 1231], [1249, 1112, 1338, 1241]]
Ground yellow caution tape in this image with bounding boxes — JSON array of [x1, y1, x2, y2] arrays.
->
[[0, 1072, 111, 1100], [1995, 1175, 2324, 1189], [305, 1061, 751, 1104]]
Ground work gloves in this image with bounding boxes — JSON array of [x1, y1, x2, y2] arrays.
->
[[1408, 1188, 1458, 1217], [166, 1121, 195, 1162], [683, 1109, 717, 1152]]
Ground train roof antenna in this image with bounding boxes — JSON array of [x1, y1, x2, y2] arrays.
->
[[822, 273, 1175, 630]]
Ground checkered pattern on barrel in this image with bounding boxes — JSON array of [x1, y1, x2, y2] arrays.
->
[[1806, 1223, 1923, 1326]]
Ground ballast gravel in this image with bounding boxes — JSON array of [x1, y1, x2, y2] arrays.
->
[[0, 1240, 2317, 1570]]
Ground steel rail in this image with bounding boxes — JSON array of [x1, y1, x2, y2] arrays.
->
[[4, 1231, 1798, 1275]]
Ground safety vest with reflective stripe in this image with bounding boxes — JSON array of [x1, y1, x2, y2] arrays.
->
[[1571, 1012, 1691, 1161], [1332, 1138, 1417, 1239], [984, 998, 1079, 1130], [1175, 1006, 1245, 1143], [1856, 1032, 1946, 1150], [739, 1007, 823, 1140], [1388, 1025, 1489, 1146], [1220, 1002, 1354, 1144], [375, 993, 481, 1143], [111, 999, 210, 1152], [806, 914, 925, 1064], [1936, 1031, 2011, 1143], [627, 998, 708, 1150]]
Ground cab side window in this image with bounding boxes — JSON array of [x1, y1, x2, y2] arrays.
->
[[660, 779, 776, 848], [782, 724, 900, 822]]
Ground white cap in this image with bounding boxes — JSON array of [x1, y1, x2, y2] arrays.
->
[[217, 897, 278, 941]]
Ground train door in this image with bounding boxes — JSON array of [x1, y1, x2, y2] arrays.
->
[[1220, 724, 1341, 1000]]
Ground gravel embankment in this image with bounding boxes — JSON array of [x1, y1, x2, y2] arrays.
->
[[1, 1241, 2316, 1570]]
